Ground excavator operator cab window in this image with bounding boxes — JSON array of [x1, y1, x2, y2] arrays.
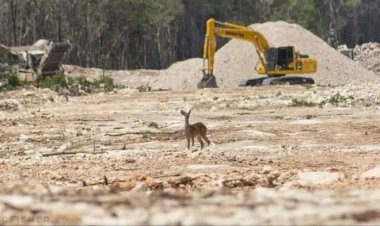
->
[[277, 47, 294, 70], [267, 48, 277, 71]]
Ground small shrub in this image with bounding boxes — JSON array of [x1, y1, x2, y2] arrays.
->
[[76, 76, 92, 87], [94, 75, 116, 92], [39, 74, 68, 89], [39, 74, 122, 94], [7, 73, 21, 87], [319, 92, 354, 107], [290, 98, 317, 107], [259, 95, 267, 99], [148, 122, 159, 129]]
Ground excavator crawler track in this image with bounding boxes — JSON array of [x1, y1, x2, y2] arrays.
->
[[241, 76, 314, 87]]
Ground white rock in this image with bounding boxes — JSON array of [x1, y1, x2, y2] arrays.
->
[[0, 195, 34, 207], [186, 164, 233, 173], [131, 182, 148, 192], [360, 166, 380, 179], [57, 142, 72, 152], [19, 134, 29, 143], [297, 171, 344, 186], [262, 165, 272, 174], [210, 106, 218, 111]]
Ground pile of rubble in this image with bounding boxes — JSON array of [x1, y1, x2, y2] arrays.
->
[[354, 42, 380, 75]]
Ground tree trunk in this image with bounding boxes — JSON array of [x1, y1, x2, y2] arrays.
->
[[9, 0, 19, 45]]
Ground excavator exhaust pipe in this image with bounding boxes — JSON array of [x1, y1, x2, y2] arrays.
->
[[197, 73, 218, 89]]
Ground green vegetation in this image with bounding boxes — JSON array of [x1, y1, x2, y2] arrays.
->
[[0, 72, 22, 91], [75, 76, 92, 87], [319, 92, 354, 107], [7, 73, 21, 87], [38, 74, 123, 93], [290, 93, 355, 108], [259, 95, 267, 99], [148, 122, 159, 129], [290, 98, 317, 107], [93, 76, 118, 92], [39, 74, 70, 89]]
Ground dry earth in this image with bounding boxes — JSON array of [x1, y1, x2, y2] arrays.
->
[[0, 82, 379, 225]]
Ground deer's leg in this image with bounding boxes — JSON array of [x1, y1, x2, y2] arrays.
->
[[201, 131, 210, 146], [197, 136, 204, 150], [191, 136, 195, 146], [186, 137, 190, 150]]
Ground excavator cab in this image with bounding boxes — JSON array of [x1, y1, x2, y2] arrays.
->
[[277, 47, 294, 70], [251, 45, 316, 86], [266, 47, 294, 72]]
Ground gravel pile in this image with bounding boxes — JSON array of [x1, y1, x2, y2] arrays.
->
[[354, 42, 380, 75], [151, 58, 204, 91], [213, 21, 379, 87], [150, 21, 379, 90], [64, 21, 380, 91]]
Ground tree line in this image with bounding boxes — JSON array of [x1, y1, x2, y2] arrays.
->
[[0, 0, 377, 70]]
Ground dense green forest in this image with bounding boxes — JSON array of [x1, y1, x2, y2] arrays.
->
[[0, 0, 378, 70]]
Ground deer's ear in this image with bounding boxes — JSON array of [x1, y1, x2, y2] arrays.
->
[[180, 110, 186, 115], [188, 108, 193, 114]]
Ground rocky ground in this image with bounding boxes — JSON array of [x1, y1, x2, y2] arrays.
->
[[354, 42, 380, 75], [0, 83, 379, 225]]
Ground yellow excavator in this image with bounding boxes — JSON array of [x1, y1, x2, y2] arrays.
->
[[198, 18, 317, 88]]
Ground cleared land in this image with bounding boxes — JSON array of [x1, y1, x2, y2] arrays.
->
[[1, 20, 380, 225], [0, 82, 379, 225]]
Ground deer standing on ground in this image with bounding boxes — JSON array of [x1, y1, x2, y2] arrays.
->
[[180, 108, 210, 150]]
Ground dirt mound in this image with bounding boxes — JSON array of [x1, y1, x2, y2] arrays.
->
[[354, 42, 380, 75], [63, 65, 161, 89], [150, 58, 204, 91], [146, 21, 379, 90], [64, 21, 379, 91], [65, 59, 204, 91], [213, 21, 379, 87]]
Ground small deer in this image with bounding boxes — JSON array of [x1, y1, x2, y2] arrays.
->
[[180, 108, 210, 150]]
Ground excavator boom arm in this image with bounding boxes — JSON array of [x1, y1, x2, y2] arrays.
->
[[202, 19, 270, 75]]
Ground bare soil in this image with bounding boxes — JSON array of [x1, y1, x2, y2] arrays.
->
[[0, 83, 379, 225]]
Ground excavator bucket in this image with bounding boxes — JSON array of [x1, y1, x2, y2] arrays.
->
[[0, 39, 70, 82], [38, 41, 71, 76], [197, 74, 218, 89]]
